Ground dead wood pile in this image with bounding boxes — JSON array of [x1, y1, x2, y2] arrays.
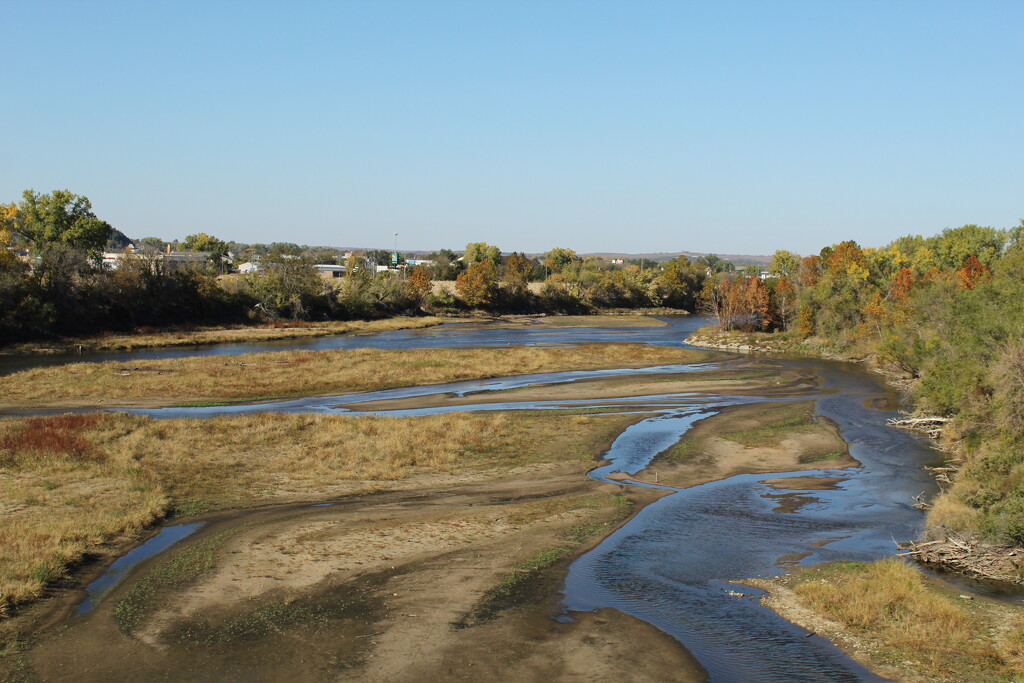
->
[[897, 535, 1024, 584]]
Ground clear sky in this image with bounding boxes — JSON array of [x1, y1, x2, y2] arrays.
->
[[2, 0, 1021, 256]]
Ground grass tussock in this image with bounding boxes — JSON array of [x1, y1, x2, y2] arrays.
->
[[2, 317, 448, 354], [0, 410, 638, 617], [792, 559, 1024, 681], [0, 344, 710, 407]]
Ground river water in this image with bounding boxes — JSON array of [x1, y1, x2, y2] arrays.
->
[[12, 317, 943, 681]]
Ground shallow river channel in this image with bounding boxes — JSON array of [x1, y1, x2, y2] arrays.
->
[[13, 317, 947, 681]]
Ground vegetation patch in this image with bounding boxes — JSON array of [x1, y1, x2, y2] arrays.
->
[[718, 402, 817, 447], [165, 575, 385, 654], [655, 401, 845, 466], [113, 528, 241, 632], [1, 318, 449, 354], [782, 559, 1024, 682], [0, 410, 636, 618], [453, 494, 633, 628]]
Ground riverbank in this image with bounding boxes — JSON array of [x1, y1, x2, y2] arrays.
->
[[746, 559, 1024, 682], [689, 325, 1024, 680]]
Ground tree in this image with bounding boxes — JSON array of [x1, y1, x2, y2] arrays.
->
[[464, 242, 501, 265], [825, 240, 869, 280], [502, 252, 533, 295], [405, 265, 433, 305], [772, 276, 796, 330], [246, 252, 329, 320], [456, 258, 498, 308], [15, 189, 111, 257], [697, 254, 733, 274], [955, 254, 990, 290], [798, 255, 822, 288], [181, 232, 229, 272], [770, 250, 800, 278], [544, 247, 580, 272]]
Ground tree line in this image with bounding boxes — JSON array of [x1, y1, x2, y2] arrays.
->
[[701, 222, 1024, 548], [2, 189, 741, 341]]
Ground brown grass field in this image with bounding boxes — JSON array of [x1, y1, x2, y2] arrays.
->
[[0, 344, 712, 408], [753, 559, 1024, 682], [0, 410, 641, 618], [0, 317, 449, 354]]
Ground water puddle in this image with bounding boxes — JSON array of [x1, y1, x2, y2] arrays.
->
[[74, 522, 204, 615]]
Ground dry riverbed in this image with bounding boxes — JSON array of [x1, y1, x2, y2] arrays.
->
[[3, 352, 974, 682]]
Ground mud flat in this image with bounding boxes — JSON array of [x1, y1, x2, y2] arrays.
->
[[13, 467, 706, 682]]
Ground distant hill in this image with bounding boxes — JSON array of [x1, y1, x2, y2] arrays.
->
[[322, 247, 776, 266], [569, 251, 774, 266]]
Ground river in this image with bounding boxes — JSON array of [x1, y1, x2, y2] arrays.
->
[[10, 317, 944, 681]]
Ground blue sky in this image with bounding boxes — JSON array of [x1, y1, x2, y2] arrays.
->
[[2, 1, 1021, 255]]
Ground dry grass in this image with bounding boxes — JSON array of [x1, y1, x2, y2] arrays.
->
[[0, 344, 710, 408], [0, 317, 448, 354], [0, 409, 639, 616], [792, 559, 1024, 681]]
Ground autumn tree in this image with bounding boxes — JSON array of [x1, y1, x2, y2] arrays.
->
[[405, 264, 433, 305], [955, 254, 990, 290], [502, 252, 533, 295], [772, 276, 797, 330], [825, 240, 869, 280], [456, 258, 498, 308], [798, 255, 822, 288], [890, 267, 915, 303]]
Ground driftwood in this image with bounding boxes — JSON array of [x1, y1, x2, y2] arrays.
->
[[896, 535, 1024, 584], [888, 415, 951, 439]]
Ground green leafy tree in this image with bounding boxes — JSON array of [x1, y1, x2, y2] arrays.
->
[[246, 252, 330, 320], [770, 250, 800, 278], [181, 232, 229, 272], [464, 242, 501, 265], [15, 189, 111, 257], [544, 247, 580, 272]]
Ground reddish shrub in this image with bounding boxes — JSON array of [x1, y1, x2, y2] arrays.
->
[[0, 414, 106, 464]]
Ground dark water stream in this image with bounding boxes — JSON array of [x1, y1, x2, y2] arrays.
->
[[12, 317, 966, 680]]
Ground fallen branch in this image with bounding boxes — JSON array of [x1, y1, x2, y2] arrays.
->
[[896, 535, 1024, 584]]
